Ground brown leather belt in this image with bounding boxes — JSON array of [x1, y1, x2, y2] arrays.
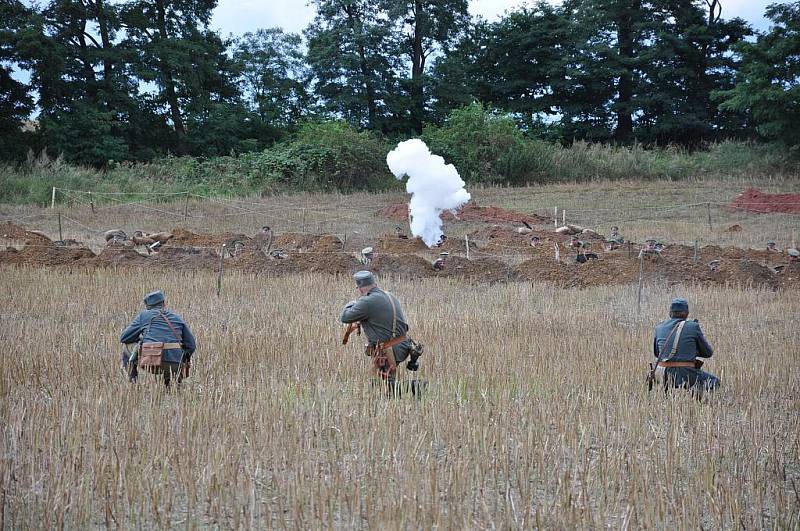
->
[[367, 335, 407, 355], [658, 361, 696, 368]]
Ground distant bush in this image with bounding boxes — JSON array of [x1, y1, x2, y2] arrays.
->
[[0, 111, 797, 205], [422, 102, 530, 184]]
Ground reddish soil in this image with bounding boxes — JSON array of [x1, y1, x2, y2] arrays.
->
[[0, 221, 53, 243], [728, 187, 800, 214], [1, 221, 797, 289], [171, 228, 250, 248], [379, 203, 550, 225]]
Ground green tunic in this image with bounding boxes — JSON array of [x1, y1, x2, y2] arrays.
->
[[340, 287, 412, 363]]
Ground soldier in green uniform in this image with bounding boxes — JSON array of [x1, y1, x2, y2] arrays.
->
[[340, 271, 421, 394]]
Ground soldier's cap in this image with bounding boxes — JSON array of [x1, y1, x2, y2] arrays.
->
[[670, 297, 689, 312], [144, 290, 165, 306], [767, 241, 775, 245], [353, 270, 376, 287], [361, 246, 374, 255], [439, 252, 449, 256], [788, 248, 800, 257]]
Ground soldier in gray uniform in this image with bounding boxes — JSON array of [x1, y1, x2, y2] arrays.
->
[[120, 290, 196, 387], [340, 271, 421, 393], [651, 298, 719, 395]]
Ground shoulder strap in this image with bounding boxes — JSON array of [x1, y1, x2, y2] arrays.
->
[[668, 320, 687, 359], [159, 310, 183, 343], [658, 320, 686, 361], [144, 310, 182, 343], [378, 290, 398, 338]]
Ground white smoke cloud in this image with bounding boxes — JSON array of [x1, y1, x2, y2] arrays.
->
[[386, 139, 471, 247]]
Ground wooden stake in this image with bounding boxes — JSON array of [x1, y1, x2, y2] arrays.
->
[[342, 233, 347, 251], [637, 251, 645, 315], [89, 192, 95, 214], [217, 244, 226, 297], [554, 242, 560, 263], [51, 187, 56, 209], [706, 202, 712, 231], [554, 207, 558, 227], [183, 192, 190, 222], [58, 213, 62, 242], [693, 240, 699, 264], [562, 210, 566, 225], [465, 235, 470, 260]]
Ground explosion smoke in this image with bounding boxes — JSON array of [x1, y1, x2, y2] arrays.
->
[[386, 139, 471, 247]]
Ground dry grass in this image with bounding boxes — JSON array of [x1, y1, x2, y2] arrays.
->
[[1, 177, 798, 253], [1, 267, 798, 529]]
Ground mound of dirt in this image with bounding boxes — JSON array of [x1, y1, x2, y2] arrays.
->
[[368, 254, 436, 278], [171, 228, 250, 248], [0, 221, 51, 243], [437, 256, 512, 283], [728, 187, 800, 214], [377, 235, 429, 253], [94, 245, 150, 267], [2, 239, 95, 266], [272, 232, 321, 251], [379, 203, 549, 225], [293, 252, 361, 275], [313, 234, 344, 252], [151, 246, 220, 271]]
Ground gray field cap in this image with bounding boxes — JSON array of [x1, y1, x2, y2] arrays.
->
[[353, 270, 376, 287], [144, 290, 165, 306], [361, 246, 374, 255], [788, 248, 800, 257], [670, 297, 689, 312]]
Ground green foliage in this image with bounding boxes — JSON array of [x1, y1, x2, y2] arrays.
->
[[716, 2, 800, 148], [422, 102, 529, 183]]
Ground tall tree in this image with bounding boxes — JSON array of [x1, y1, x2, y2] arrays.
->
[[717, 2, 800, 146], [0, 0, 35, 161], [122, 0, 237, 154], [305, 0, 399, 131], [383, 0, 469, 133], [234, 28, 311, 126]]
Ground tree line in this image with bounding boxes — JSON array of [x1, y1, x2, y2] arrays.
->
[[1, 0, 798, 167]]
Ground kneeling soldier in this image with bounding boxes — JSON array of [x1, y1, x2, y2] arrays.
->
[[649, 298, 719, 397], [340, 271, 422, 395], [120, 290, 196, 387]]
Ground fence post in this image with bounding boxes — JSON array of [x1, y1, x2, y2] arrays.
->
[[693, 240, 699, 265], [465, 234, 470, 260], [562, 209, 566, 226], [217, 244, 226, 297], [637, 250, 645, 315], [183, 192, 190, 222], [554, 207, 558, 228], [89, 192, 95, 214], [706, 202, 712, 231], [58, 213, 62, 242], [51, 187, 56, 209]]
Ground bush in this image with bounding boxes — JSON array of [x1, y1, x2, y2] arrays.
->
[[422, 102, 530, 183]]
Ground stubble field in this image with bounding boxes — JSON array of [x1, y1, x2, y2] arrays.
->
[[1, 178, 799, 529]]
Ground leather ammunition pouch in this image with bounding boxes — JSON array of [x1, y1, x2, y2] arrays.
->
[[138, 342, 180, 368]]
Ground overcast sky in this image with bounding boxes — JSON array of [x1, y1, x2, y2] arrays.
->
[[210, 0, 775, 37]]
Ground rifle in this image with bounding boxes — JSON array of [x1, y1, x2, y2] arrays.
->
[[342, 322, 361, 345]]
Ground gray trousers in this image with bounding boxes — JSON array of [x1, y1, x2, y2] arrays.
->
[[662, 367, 720, 397]]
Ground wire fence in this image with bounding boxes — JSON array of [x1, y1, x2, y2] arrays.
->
[[1, 186, 798, 256]]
